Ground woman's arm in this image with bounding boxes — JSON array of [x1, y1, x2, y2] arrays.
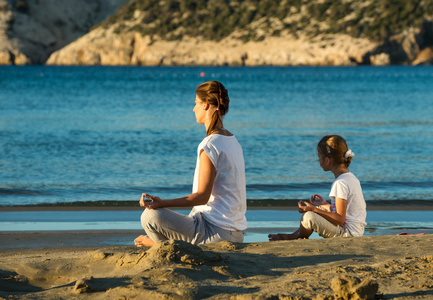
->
[[140, 150, 215, 209], [298, 197, 347, 225]]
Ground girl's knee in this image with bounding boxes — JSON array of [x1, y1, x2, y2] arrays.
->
[[300, 211, 317, 230]]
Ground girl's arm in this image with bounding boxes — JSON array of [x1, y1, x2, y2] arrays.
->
[[140, 150, 215, 209], [299, 197, 347, 225]]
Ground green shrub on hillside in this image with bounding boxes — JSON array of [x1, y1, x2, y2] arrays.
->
[[98, 0, 433, 42]]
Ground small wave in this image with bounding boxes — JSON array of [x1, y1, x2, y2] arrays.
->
[[0, 188, 54, 196], [2, 199, 433, 209]]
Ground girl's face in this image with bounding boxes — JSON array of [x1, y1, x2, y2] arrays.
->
[[193, 95, 207, 124], [318, 150, 331, 172]]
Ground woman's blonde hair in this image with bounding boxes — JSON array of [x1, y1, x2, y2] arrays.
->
[[195, 81, 229, 136], [317, 135, 353, 168]]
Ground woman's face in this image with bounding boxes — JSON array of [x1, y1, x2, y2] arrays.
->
[[193, 95, 207, 124]]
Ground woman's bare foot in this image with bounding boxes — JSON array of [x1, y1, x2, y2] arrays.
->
[[268, 233, 299, 241], [134, 235, 155, 247]]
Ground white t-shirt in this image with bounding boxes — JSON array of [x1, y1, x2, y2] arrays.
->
[[190, 134, 247, 231], [329, 172, 367, 237]]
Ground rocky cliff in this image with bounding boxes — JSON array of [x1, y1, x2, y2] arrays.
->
[[46, 27, 380, 66], [0, 0, 128, 65], [3, 0, 433, 66]]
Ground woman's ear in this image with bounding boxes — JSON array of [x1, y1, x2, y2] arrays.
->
[[203, 102, 210, 111]]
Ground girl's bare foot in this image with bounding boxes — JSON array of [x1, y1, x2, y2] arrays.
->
[[268, 233, 299, 241], [134, 235, 155, 247]]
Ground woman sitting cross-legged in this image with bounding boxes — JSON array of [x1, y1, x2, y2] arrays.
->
[[135, 81, 247, 247]]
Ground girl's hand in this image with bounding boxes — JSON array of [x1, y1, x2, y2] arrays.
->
[[139, 193, 163, 209], [310, 194, 327, 206], [298, 200, 314, 213]]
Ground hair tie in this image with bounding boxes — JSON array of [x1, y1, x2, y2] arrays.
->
[[344, 149, 355, 159], [326, 145, 331, 154]]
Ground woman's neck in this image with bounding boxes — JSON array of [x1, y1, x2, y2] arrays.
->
[[205, 120, 223, 133]]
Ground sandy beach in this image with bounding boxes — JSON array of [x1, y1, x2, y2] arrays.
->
[[1, 206, 433, 299], [1, 232, 432, 299]]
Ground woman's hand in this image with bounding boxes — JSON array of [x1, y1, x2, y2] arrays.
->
[[137, 151, 215, 209], [309, 194, 327, 206], [139, 193, 164, 209]]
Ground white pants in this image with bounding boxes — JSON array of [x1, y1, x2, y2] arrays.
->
[[301, 211, 352, 238], [141, 208, 244, 244]]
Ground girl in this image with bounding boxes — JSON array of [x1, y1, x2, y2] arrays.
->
[[135, 81, 247, 247], [269, 135, 366, 240]]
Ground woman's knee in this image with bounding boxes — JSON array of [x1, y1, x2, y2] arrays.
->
[[141, 208, 165, 228]]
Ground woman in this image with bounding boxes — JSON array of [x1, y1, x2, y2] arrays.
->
[[134, 81, 247, 247]]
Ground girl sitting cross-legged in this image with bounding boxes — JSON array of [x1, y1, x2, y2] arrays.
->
[[269, 135, 366, 241]]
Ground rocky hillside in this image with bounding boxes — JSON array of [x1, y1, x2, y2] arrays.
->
[[3, 0, 433, 66], [0, 0, 129, 64]]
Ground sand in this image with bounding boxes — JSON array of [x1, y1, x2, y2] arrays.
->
[[1, 233, 432, 299]]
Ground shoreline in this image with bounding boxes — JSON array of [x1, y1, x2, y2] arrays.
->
[[1, 228, 431, 250], [2, 208, 433, 248]]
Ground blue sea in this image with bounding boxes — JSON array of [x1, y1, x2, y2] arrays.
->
[[1, 66, 433, 242]]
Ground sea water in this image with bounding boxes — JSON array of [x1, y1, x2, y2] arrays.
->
[[1, 65, 433, 240], [1, 65, 433, 207]]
